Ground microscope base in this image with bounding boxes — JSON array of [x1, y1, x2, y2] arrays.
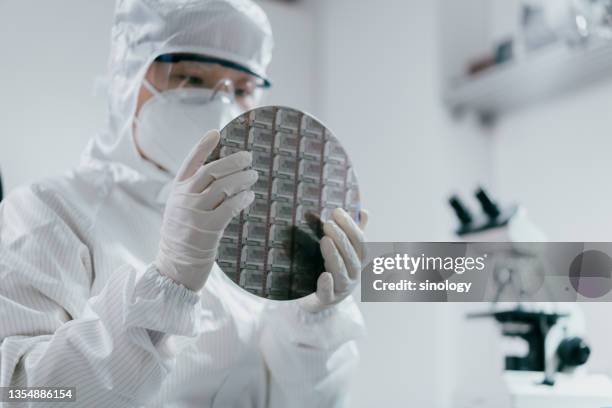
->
[[505, 371, 612, 408]]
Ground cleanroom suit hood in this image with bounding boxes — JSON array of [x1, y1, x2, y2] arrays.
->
[[87, 0, 273, 179], [0, 1, 365, 407]]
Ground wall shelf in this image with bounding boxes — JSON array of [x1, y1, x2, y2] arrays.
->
[[443, 39, 612, 122]]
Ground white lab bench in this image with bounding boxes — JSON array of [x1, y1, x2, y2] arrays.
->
[[505, 371, 612, 408]]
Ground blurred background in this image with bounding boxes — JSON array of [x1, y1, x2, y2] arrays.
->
[[2, 0, 612, 407]]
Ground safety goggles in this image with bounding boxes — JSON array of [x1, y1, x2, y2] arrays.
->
[[144, 53, 269, 109]]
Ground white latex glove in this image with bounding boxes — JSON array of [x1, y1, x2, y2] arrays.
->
[[299, 208, 368, 313], [155, 130, 257, 292]]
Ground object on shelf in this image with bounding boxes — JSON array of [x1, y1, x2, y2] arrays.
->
[[467, 55, 497, 76], [574, 0, 612, 40], [593, 0, 612, 37], [466, 39, 514, 77], [465, 0, 585, 78], [495, 38, 515, 64], [522, 2, 559, 50]]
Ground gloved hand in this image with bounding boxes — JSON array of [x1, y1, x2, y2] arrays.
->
[[299, 208, 368, 313], [155, 130, 257, 292]]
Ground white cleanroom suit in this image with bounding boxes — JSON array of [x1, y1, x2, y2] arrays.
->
[[0, 0, 365, 406]]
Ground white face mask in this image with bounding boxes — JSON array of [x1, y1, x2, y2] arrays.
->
[[134, 79, 243, 175]]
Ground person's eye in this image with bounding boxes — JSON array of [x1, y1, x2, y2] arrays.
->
[[184, 76, 205, 87], [171, 74, 205, 87], [235, 88, 251, 98]]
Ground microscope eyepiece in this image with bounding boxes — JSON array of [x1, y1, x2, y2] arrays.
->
[[475, 187, 501, 219], [449, 195, 473, 225]]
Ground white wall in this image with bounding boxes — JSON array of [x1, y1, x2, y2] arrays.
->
[[493, 80, 612, 241], [257, 1, 318, 113], [312, 1, 493, 407], [313, 2, 445, 406], [0, 0, 111, 193]]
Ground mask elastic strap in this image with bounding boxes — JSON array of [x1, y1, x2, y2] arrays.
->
[[142, 78, 164, 99], [136, 78, 175, 123], [134, 79, 161, 128]]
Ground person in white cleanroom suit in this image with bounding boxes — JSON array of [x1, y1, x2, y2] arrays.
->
[[0, 0, 368, 407]]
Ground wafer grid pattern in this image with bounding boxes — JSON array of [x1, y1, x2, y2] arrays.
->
[[211, 107, 360, 300]]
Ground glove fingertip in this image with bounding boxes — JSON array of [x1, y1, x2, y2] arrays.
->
[[233, 190, 255, 215], [244, 190, 255, 207], [176, 130, 221, 182], [322, 220, 336, 236], [203, 128, 221, 142], [198, 130, 221, 159], [316, 272, 334, 303], [320, 235, 333, 249]]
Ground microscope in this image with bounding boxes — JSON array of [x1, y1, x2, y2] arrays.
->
[[450, 188, 612, 408]]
